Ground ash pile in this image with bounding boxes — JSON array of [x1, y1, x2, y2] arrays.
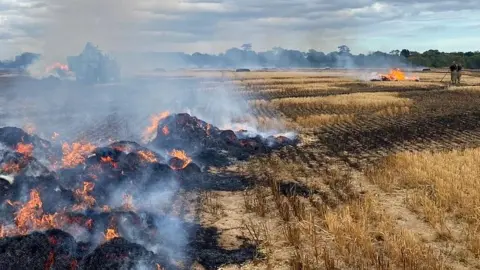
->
[[0, 113, 297, 269]]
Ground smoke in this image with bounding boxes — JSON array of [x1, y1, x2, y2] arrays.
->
[[0, 2, 297, 266], [22, 0, 142, 77], [33, 0, 140, 59], [331, 52, 421, 81]]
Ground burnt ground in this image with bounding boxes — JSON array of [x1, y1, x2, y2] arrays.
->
[[0, 75, 295, 269], [309, 89, 480, 170]]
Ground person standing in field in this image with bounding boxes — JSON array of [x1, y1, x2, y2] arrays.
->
[[456, 63, 463, 84], [449, 61, 458, 84]]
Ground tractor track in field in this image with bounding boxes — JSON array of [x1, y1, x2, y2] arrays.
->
[[239, 84, 446, 101], [311, 110, 480, 169]]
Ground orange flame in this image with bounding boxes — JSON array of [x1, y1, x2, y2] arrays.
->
[[100, 156, 118, 168], [104, 228, 120, 242], [168, 149, 192, 170], [72, 182, 96, 211], [62, 142, 96, 168], [46, 62, 69, 73], [14, 189, 58, 234], [379, 68, 419, 81], [16, 142, 34, 157], [142, 111, 170, 143], [137, 150, 157, 163]]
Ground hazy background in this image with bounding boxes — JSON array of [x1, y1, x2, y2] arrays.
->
[[1, 0, 479, 61]]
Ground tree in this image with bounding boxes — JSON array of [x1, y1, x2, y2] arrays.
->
[[337, 45, 351, 54], [389, 50, 400, 56], [241, 43, 252, 51], [400, 49, 410, 58]]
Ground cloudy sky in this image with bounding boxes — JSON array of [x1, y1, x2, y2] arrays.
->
[[0, 0, 479, 59]]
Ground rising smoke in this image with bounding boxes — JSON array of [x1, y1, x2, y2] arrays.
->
[[0, 1, 294, 266]]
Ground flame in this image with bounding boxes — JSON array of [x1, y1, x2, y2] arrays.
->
[[46, 62, 69, 73], [72, 182, 96, 211], [379, 68, 419, 81], [142, 111, 170, 143], [62, 142, 96, 168], [157, 264, 165, 270], [1, 162, 21, 174], [14, 189, 58, 234], [138, 150, 157, 163], [16, 142, 34, 157], [162, 125, 169, 135], [100, 156, 118, 168], [168, 149, 192, 170], [104, 228, 120, 242], [23, 123, 36, 135], [122, 194, 135, 211]]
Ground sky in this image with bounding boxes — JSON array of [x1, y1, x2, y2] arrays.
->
[[0, 0, 479, 60]]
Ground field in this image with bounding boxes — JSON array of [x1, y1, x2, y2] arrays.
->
[[168, 69, 480, 269], [2, 68, 480, 269]]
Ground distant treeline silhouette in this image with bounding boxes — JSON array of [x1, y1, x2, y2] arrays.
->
[[2, 45, 480, 70], [0, 52, 40, 70]]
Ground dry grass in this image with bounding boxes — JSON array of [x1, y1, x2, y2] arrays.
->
[[374, 105, 411, 117], [272, 92, 411, 107], [367, 148, 480, 257], [237, 156, 450, 269], [191, 70, 480, 269], [294, 114, 355, 128]]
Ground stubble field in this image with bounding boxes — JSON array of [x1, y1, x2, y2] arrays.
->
[[2, 68, 480, 269], [177, 69, 480, 269]]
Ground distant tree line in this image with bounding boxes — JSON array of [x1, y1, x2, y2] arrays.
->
[[183, 45, 480, 69], [2, 45, 480, 70], [0, 52, 40, 70], [128, 44, 480, 69], [399, 49, 480, 69]]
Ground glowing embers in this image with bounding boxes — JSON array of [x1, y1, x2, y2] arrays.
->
[[1, 162, 21, 174]]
